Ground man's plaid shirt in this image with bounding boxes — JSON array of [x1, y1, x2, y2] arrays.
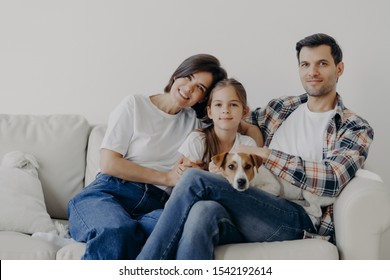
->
[[250, 93, 374, 243]]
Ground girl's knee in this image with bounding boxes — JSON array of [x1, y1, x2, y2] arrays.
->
[[187, 201, 226, 224]]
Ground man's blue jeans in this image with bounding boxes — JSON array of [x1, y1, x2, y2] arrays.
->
[[67, 173, 168, 259], [137, 169, 316, 260]]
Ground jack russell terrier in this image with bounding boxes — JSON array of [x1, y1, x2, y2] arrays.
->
[[211, 152, 335, 218]]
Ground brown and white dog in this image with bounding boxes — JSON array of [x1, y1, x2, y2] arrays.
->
[[211, 152, 263, 192], [211, 152, 335, 217]]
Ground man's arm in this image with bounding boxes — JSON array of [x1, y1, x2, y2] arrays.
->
[[239, 121, 263, 147], [238, 117, 374, 197]]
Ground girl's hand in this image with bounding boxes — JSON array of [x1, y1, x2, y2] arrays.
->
[[182, 156, 207, 170]]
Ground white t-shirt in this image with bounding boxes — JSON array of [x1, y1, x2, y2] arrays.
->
[[269, 103, 335, 162], [101, 94, 201, 191], [269, 102, 335, 225], [178, 131, 257, 162]]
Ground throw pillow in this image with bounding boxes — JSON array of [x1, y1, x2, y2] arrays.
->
[[0, 151, 55, 234]]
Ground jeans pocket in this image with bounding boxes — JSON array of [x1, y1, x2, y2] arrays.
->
[[85, 173, 112, 188]]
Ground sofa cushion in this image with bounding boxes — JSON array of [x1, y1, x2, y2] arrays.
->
[[0, 163, 55, 234], [85, 125, 106, 187], [0, 115, 91, 219], [56, 242, 86, 260], [215, 239, 339, 260], [0, 231, 58, 260]]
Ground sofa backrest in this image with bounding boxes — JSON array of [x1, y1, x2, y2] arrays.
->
[[0, 115, 91, 219], [85, 125, 106, 187]]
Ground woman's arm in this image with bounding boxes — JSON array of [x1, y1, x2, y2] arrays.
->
[[100, 149, 183, 187]]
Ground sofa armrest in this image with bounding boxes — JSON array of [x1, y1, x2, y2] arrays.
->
[[333, 172, 390, 259]]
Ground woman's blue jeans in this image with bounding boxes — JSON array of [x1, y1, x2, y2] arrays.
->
[[67, 173, 168, 259], [137, 169, 316, 260]]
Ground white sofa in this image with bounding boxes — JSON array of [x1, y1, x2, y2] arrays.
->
[[0, 114, 389, 260]]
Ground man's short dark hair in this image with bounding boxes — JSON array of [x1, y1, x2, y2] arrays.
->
[[296, 33, 343, 65]]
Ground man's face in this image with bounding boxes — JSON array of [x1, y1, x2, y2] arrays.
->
[[298, 45, 344, 98]]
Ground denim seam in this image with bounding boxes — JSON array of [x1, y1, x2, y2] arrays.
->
[[160, 189, 204, 260], [266, 224, 303, 242], [68, 199, 92, 236], [129, 185, 148, 216]]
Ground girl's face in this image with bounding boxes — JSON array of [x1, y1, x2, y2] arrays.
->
[[170, 71, 213, 108], [207, 85, 248, 131]]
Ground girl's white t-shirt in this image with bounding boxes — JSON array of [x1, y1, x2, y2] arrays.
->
[[178, 130, 257, 162], [101, 94, 201, 191]]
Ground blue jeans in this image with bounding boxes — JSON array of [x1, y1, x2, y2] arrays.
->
[[137, 169, 316, 260], [67, 173, 168, 259]]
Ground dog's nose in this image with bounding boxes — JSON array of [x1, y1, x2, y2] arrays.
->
[[237, 178, 247, 188]]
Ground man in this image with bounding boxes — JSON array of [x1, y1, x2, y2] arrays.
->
[[137, 33, 374, 260], [237, 32, 374, 240]]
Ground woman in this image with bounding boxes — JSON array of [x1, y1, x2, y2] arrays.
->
[[67, 54, 228, 259]]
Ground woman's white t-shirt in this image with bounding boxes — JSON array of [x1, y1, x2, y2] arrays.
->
[[178, 130, 257, 162], [100, 94, 201, 191]]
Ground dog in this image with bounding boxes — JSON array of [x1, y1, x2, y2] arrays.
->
[[211, 152, 335, 217], [210, 152, 263, 191]]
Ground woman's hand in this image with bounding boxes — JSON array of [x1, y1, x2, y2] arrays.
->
[[165, 159, 185, 187]]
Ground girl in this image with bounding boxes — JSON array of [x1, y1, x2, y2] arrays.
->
[[179, 78, 257, 170], [137, 78, 259, 259]]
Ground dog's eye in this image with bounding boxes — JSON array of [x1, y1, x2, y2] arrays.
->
[[228, 164, 236, 170], [244, 164, 252, 170]]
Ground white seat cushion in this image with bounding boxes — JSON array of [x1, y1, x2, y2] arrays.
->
[[0, 231, 58, 260], [215, 239, 339, 260]]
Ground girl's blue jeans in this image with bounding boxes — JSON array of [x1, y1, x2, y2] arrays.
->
[[67, 173, 168, 259], [137, 169, 316, 260]]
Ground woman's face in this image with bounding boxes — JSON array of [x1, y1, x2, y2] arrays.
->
[[170, 71, 213, 108]]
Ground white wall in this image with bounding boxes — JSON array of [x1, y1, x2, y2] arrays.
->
[[1, 0, 389, 184]]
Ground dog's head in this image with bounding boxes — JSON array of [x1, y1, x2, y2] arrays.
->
[[211, 152, 263, 191]]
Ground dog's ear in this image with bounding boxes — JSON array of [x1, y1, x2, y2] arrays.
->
[[250, 154, 263, 169], [211, 152, 229, 168]]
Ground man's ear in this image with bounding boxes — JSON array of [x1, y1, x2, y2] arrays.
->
[[337, 61, 344, 78]]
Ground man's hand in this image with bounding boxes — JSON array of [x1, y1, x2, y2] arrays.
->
[[236, 144, 270, 160]]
